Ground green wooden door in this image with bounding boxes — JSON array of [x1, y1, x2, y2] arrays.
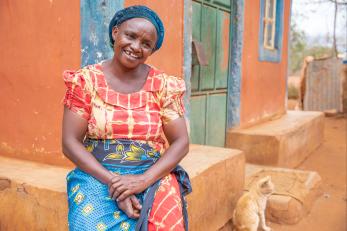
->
[[190, 0, 231, 147]]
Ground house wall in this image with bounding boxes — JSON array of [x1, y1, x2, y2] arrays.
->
[[0, 0, 292, 165], [0, 0, 80, 166], [239, 0, 291, 128], [0, 0, 184, 166]]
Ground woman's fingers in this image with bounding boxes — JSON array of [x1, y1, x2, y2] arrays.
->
[[118, 199, 137, 219], [133, 209, 140, 218], [108, 175, 120, 188], [130, 195, 142, 210], [110, 175, 121, 183], [112, 186, 127, 200], [117, 189, 132, 201], [108, 181, 123, 197]]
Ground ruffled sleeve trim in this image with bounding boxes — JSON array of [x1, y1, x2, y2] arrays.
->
[[63, 69, 92, 120], [160, 74, 186, 124]]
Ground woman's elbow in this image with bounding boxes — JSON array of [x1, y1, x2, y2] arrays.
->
[[61, 136, 75, 158], [181, 137, 190, 156], [61, 140, 70, 158]]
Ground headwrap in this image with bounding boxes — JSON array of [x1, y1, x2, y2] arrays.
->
[[108, 5, 165, 51]]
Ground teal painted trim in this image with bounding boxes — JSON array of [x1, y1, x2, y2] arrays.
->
[[184, 0, 192, 120], [81, 0, 124, 67], [258, 0, 284, 62], [227, 0, 243, 128]]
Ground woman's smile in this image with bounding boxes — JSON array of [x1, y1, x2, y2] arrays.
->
[[123, 49, 141, 60]]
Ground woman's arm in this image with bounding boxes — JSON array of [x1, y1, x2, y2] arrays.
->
[[62, 107, 142, 218], [62, 107, 114, 184], [109, 117, 189, 201]]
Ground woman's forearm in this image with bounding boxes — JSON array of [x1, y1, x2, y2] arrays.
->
[[142, 137, 189, 187], [62, 137, 114, 185]]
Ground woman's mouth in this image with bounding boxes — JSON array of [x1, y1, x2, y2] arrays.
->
[[123, 50, 141, 60]]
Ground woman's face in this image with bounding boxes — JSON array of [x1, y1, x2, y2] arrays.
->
[[112, 18, 158, 69]]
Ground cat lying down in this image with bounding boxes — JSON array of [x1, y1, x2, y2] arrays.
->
[[233, 176, 274, 231]]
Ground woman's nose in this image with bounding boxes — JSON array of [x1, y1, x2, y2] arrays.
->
[[130, 40, 141, 51]]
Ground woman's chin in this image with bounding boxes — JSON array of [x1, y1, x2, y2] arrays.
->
[[118, 57, 144, 69]]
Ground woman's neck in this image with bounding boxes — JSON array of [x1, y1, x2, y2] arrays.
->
[[106, 57, 147, 80]]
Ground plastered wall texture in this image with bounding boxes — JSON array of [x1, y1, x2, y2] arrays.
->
[[0, 0, 292, 164], [0, 0, 80, 166], [239, 0, 291, 128], [0, 0, 185, 165]]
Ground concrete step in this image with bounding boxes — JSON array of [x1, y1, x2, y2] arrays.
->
[[0, 145, 245, 231], [227, 111, 324, 168], [245, 164, 322, 225]]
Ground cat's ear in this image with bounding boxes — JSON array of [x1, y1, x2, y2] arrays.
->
[[260, 176, 271, 188]]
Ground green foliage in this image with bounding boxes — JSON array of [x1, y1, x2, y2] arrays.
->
[[288, 85, 299, 99], [289, 20, 335, 75], [290, 21, 307, 75]]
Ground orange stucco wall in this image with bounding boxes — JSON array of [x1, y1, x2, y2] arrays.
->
[[0, 1, 184, 166], [125, 0, 184, 77], [239, 0, 290, 127], [0, 0, 80, 166]]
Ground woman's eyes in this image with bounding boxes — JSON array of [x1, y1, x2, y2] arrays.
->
[[125, 33, 136, 39], [124, 33, 153, 49], [142, 43, 152, 49]]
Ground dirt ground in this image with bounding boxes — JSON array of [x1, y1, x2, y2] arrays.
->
[[270, 113, 347, 231]]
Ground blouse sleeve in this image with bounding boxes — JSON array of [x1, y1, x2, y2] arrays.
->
[[63, 70, 92, 120], [161, 75, 186, 124]]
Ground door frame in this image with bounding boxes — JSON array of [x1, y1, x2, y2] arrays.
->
[[183, 0, 244, 136]]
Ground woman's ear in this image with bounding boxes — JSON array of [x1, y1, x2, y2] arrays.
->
[[112, 26, 119, 41]]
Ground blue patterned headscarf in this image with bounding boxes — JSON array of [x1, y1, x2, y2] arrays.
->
[[109, 5, 165, 51]]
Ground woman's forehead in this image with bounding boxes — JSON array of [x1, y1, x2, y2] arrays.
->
[[120, 18, 156, 33]]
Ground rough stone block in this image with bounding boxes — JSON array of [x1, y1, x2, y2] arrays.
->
[[226, 111, 324, 168], [0, 145, 245, 231], [245, 164, 322, 225]]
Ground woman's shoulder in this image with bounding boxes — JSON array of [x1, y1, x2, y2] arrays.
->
[[63, 63, 103, 87], [148, 66, 186, 93]]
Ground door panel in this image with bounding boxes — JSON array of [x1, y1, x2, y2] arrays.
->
[[191, 2, 201, 91], [190, 0, 231, 147], [200, 6, 217, 91], [215, 10, 230, 89], [190, 95, 207, 144], [206, 94, 227, 146]]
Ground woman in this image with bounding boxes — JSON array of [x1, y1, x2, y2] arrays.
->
[[62, 5, 191, 231]]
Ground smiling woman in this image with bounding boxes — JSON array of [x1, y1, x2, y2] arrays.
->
[[111, 18, 157, 71], [62, 5, 191, 231]]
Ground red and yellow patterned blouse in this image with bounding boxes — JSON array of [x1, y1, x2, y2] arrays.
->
[[63, 63, 185, 154]]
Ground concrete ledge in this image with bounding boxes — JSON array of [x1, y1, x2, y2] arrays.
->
[[227, 111, 324, 168], [245, 164, 322, 225], [183, 145, 245, 231], [0, 145, 245, 231]]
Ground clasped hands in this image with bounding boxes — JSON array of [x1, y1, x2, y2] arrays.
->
[[108, 173, 148, 219]]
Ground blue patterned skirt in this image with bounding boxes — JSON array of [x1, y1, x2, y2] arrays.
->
[[66, 139, 191, 231]]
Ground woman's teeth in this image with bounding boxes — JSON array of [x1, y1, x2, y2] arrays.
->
[[124, 50, 140, 59]]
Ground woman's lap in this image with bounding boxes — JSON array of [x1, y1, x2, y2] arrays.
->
[[148, 173, 185, 231], [67, 169, 138, 231], [66, 169, 184, 231]]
